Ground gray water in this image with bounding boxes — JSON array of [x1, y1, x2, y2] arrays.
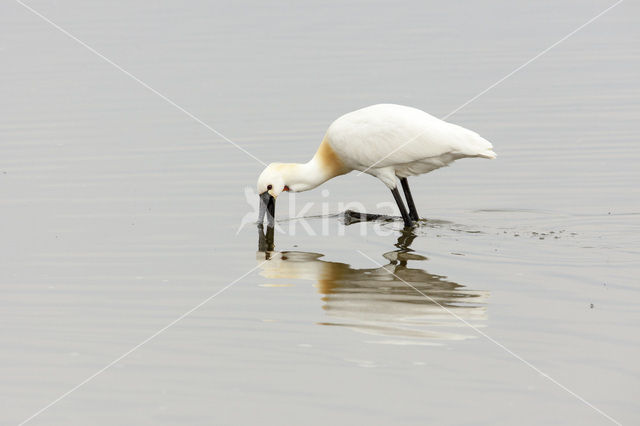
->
[[1, 0, 639, 425]]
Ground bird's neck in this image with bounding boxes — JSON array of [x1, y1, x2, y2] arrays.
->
[[284, 139, 349, 192]]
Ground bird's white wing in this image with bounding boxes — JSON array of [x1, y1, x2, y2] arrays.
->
[[326, 104, 495, 169]]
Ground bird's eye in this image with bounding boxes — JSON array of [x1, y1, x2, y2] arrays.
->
[[267, 184, 272, 190]]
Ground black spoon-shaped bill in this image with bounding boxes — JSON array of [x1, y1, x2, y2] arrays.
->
[[257, 192, 276, 227]]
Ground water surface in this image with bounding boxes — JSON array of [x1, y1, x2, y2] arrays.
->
[[1, 0, 639, 425]]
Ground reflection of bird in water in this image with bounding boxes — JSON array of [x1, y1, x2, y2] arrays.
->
[[257, 226, 488, 344]]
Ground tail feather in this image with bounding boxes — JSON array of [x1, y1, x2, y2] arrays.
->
[[464, 130, 496, 159], [478, 149, 497, 159]]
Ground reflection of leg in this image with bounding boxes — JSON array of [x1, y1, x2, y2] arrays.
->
[[344, 210, 390, 225], [396, 228, 417, 251], [391, 186, 413, 228], [400, 177, 419, 221]]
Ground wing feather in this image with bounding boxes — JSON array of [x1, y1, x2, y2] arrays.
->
[[326, 104, 495, 169]]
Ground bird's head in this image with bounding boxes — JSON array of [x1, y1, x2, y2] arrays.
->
[[257, 163, 289, 199], [256, 163, 291, 227]]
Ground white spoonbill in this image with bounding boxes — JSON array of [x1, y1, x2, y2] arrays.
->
[[257, 104, 496, 228]]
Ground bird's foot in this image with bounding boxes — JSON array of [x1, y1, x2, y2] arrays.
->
[[402, 218, 414, 228]]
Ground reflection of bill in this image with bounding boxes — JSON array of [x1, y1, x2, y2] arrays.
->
[[257, 227, 488, 344]]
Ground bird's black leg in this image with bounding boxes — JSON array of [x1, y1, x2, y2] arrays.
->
[[391, 186, 413, 228], [400, 177, 419, 221]]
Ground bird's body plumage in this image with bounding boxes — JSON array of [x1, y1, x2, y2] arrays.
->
[[323, 104, 495, 187], [257, 103, 496, 228]]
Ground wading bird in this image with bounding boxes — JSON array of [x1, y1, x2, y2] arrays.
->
[[257, 104, 496, 228]]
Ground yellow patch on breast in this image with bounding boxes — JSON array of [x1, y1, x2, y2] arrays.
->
[[315, 138, 349, 177]]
